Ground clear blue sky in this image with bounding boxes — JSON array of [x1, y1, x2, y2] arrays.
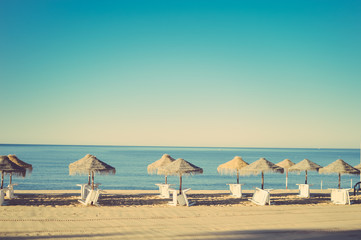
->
[[1, 0, 360, 148]]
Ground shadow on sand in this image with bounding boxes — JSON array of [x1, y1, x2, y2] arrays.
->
[[2, 229, 361, 240], [178, 229, 361, 240], [6, 191, 361, 207]]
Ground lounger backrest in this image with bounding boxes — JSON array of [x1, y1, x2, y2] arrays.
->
[[85, 190, 95, 205], [156, 184, 171, 198], [252, 188, 268, 205], [298, 184, 310, 198], [229, 184, 235, 193], [335, 190, 340, 200], [331, 189, 349, 204], [0, 189, 5, 206], [233, 185, 241, 197], [181, 188, 192, 206], [177, 194, 187, 206], [168, 188, 177, 206], [161, 184, 170, 198], [92, 190, 101, 204], [252, 189, 261, 201], [5, 184, 16, 199]]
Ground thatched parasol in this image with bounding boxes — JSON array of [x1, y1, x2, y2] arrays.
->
[[8, 154, 32, 184], [354, 163, 361, 170], [158, 158, 203, 194], [288, 159, 322, 184], [319, 159, 359, 189], [0, 155, 26, 189], [240, 157, 283, 189], [217, 156, 249, 184], [147, 154, 175, 184], [276, 159, 295, 189], [69, 154, 116, 190]]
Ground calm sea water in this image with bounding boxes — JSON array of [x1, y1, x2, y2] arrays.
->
[[0, 144, 360, 191]]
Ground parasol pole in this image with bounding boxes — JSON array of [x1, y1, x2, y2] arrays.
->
[[88, 172, 91, 185], [165, 175, 168, 184], [305, 170, 308, 184], [261, 171, 264, 189], [91, 171, 95, 190], [338, 173, 341, 189], [179, 174, 182, 194], [1, 171, 4, 189], [286, 170, 288, 189], [9, 173, 13, 185], [237, 170, 239, 184]]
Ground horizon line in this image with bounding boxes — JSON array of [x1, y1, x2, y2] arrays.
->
[[0, 143, 359, 150]]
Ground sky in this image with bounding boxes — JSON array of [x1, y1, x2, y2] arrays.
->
[[0, 0, 360, 148]]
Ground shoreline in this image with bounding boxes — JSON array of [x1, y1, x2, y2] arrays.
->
[[13, 188, 340, 194]]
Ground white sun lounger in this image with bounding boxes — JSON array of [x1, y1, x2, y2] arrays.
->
[[5, 183, 18, 199], [0, 189, 5, 206], [168, 188, 195, 206], [168, 188, 178, 206], [227, 184, 244, 198], [155, 183, 173, 198], [77, 184, 90, 200], [177, 188, 195, 207], [78, 189, 105, 206], [330, 188, 351, 205], [77, 183, 101, 201], [296, 184, 310, 198], [249, 188, 271, 206]]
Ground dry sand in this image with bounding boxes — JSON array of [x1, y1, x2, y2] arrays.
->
[[1, 189, 361, 239]]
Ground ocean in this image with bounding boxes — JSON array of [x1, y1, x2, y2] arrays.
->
[[0, 144, 360, 191]]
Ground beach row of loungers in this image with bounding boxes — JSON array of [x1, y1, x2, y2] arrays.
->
[[156, 183, 352, 206], [1, 182, 353, 207]]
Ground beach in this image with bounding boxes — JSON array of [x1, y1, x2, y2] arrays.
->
[[1, 189, 361, 239], [2, 0, 361, 239]]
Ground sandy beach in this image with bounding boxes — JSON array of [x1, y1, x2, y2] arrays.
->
[[1, 189, 361, 239]]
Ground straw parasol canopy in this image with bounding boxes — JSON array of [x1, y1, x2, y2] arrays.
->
[[240, 157, 284, 189], [147, 154, 175, 184], [69, 154, 116, 190], [158, 158, 203, 194], [217, 156, 248, 184], [288, 159, 322, 184], [0, 155, 26, 189], [276, 159, 295, 189], [8, 155, 33, 173], [7, 154, 32, 185], [319, 159, 360, 189], [354, 163, 361, 170]]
